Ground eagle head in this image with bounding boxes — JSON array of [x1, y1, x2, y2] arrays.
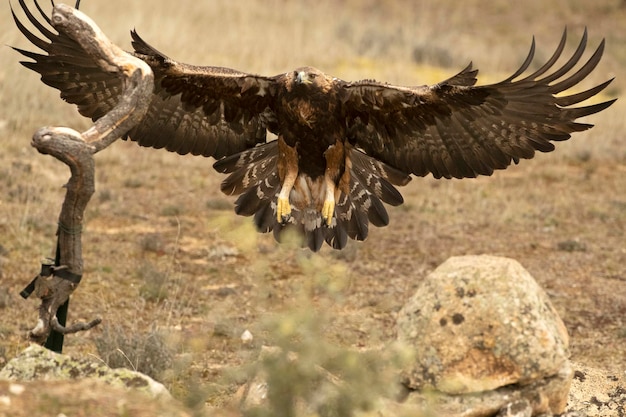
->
[[296, 69, 313, 85], [293, 67, 332, 92], [294, 67, 328, 90]]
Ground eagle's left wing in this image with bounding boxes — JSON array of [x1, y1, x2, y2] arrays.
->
[[12, 0, 278, 159], [339, 29, 616, 179]]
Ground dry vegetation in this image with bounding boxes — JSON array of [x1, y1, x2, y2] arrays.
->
[[0, 0, 624, 414]]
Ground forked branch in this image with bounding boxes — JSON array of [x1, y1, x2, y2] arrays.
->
[[25, 3, 154, 343]]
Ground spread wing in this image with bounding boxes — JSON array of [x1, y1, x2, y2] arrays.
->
[[12, 0, 278, 159], [340, 29, 616, 179]]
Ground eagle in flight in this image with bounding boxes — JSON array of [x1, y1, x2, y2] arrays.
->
[[13, 0, 615, 251]]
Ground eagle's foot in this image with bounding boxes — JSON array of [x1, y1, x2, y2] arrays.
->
[[321, 171, 337, 226], [321, 199, 335, 226], [276, 197, 292, 224]]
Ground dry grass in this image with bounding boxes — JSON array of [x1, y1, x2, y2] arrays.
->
[[0, 0, 625, 414]]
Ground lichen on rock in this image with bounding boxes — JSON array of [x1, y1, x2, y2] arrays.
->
[[0, 344, 170, 399], [397, 255, 572, 416]]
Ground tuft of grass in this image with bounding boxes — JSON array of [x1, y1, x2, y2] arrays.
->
[[161, 205, 183, 217], [93, 323, 175, 380], [123, 178, 143, 188], [556, 239, 588, 252], [98, 188, 114, 202], [139, 233, 166, 254], [206, 198, 232, 211], [137, 260, 170, 302], [412, 43, 454, 67]]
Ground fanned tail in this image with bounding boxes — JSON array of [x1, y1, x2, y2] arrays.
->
[[214, 144, 410, 251]]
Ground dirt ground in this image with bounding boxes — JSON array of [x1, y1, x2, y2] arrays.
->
[[0, 0, 624, 411]]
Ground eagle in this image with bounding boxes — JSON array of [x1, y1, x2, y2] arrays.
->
[[12, 0, 615, 251]]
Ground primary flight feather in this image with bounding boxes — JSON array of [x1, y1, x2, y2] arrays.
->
[[12, 0, 616, 251]]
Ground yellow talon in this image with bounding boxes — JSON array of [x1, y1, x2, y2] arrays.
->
[[277, 196, 292, 224], [321, 199, 335, 226]]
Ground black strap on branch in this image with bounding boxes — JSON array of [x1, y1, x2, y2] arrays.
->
[[20, 257, 83, 298], [20, 223, 84, 353], [19, 259, 54, 299], [52, 267, 83, 284]]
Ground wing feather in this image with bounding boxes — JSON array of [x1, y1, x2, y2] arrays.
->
[[342, 30, 615, 179], [12, 0, 279, 160]]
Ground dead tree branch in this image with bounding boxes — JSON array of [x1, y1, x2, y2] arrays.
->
[[25, 4, 154, 344]]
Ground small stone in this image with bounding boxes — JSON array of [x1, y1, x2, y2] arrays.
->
[[8, 384, 24, 395], [208, 245, 239, 259], [216, 286, 236, 297], [241, 329, 254, 344], [556, 239, 587, 252]]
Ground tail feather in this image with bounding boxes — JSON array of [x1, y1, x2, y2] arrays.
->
[[214, 142, 278, 195], [324, 220, 348, 250], [214, 144, 411, 251], [350, 149, 411, 206], [281, 207, 326, 251], [367, 194, 389, 227], [335, 193, 369, 242], [271, 219, 325, 251], [252, 200, 276, 233], [305, 213, 326, 251], [235, 181, 274, 216]]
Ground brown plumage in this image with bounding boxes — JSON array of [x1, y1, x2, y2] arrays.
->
[[13, 0, 616, 251]]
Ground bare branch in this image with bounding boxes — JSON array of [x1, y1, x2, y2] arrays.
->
[[47, 4, 153, 150], [51, 316, 102, 334], [26, 3, 154, 344]]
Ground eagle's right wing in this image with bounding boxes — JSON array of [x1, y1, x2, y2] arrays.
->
[[12, 0, 278, 159], [339, 29, 616, 180]]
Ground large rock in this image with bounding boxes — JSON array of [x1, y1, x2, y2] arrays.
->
[[396, 255, 572, 416], [0, 344, 170, 398], [0, 379, 193, 417], [0, 344, 198, 417]]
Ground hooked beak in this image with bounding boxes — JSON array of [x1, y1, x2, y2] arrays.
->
[[296, 71, 312, 85]]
